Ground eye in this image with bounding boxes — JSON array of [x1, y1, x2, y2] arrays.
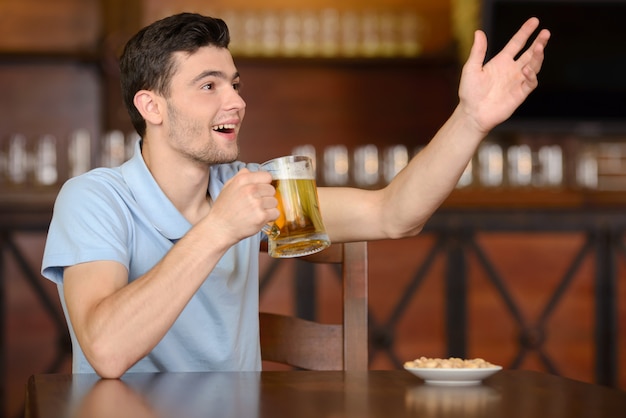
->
[[233, 81, 243, 92], [202, 82, 214, 90]]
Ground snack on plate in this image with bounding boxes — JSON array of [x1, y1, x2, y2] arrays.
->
[[404, 356, 497, 369]]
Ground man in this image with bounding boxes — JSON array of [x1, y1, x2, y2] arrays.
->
[[42, 13, 550, 378]]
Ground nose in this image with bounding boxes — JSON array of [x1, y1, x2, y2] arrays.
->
[[226, 89, 246, 112]]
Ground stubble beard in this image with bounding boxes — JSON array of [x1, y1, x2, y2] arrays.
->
[[167, 102, 240, 165]]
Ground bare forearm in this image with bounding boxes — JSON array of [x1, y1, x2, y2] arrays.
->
[[380, 105, 484, 235]]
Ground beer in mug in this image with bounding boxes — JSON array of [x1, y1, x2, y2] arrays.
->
[[260, 155, 330, 258]]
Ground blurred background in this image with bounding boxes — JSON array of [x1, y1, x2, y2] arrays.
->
[[1, 0, 626, 417]]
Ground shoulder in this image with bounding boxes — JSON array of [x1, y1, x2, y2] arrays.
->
[[54, 167, 130, 216], [59, 167, 125, 195]]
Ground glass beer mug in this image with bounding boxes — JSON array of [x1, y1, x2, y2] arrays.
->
[[260, 155, 331, 258]]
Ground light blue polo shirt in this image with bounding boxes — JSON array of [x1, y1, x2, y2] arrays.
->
[[42, 141, 264, 374]]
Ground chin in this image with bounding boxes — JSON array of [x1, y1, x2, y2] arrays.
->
[[208, 150, 239, 165]]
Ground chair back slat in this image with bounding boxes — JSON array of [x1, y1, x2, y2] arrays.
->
[[260, 241, 368, 370]]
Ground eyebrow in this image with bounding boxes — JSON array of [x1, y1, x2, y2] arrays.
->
[[191, 70, 240, 85]]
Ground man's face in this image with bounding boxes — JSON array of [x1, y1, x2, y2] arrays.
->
[[162, 46, 246, 165]]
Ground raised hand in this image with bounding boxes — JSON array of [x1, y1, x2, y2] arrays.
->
[[458, 17, 551, 134]]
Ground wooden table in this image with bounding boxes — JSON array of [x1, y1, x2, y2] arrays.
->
[[25, 370, 626, 418]]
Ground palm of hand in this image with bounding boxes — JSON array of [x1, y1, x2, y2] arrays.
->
[[458, 18, 550, 134]]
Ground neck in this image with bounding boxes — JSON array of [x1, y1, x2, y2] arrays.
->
[[141, 138, 212, 224]]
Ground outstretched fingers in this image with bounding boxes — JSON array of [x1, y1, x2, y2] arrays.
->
[[501, 17, 541, 59], [518, 28, 550, 92], [520, 28, 551, 74]]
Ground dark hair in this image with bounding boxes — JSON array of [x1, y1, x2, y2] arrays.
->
[[119, 13, 231, 137]]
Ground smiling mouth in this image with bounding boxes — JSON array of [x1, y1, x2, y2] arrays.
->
[[212, 123, 236, 134]]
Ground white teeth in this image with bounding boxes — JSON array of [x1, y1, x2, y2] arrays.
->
[[213, 124, 236, 131]]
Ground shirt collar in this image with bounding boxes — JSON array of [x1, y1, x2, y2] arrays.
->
[[121, 139, 191, 241]]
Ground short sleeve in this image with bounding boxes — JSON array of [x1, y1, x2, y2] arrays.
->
[[41, 170, 132, 284]]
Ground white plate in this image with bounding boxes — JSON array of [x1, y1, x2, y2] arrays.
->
[[403, 365, 502, 386]]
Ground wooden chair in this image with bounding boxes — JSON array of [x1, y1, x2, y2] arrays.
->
[[259, 241, 368, 371]]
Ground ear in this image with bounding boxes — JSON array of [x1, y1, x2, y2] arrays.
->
[[133, 90, 163, 126]]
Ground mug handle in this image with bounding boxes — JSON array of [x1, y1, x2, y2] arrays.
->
[[262, 224, 280, 238]]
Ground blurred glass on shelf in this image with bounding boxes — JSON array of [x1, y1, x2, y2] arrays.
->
[[379, 12, 398, 57], [360, 11, 381, 57], [221, 10, 243, 56], [300, 10, 320, 57], [101, 130, 126, 168], [340, 11, 360, 57], [537, 144, 563, 187], [507, 144, 533, 187], [260, 11, 281, 56], [398, 12, 424, 57], [595, 142, 626, 191], [383, 145, 408, 184], [319, 8, 340, 57], [576, 144, 598, 189], [353, 144, 379, 187], [35, 134, 58, 186], [478, 142, 503, 187], [281, 10, 302, 57], [323, 145, 349, 186], [240, 11, 263, 56], [7, 133, 29, 185], [69, 129, 92, 178]]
